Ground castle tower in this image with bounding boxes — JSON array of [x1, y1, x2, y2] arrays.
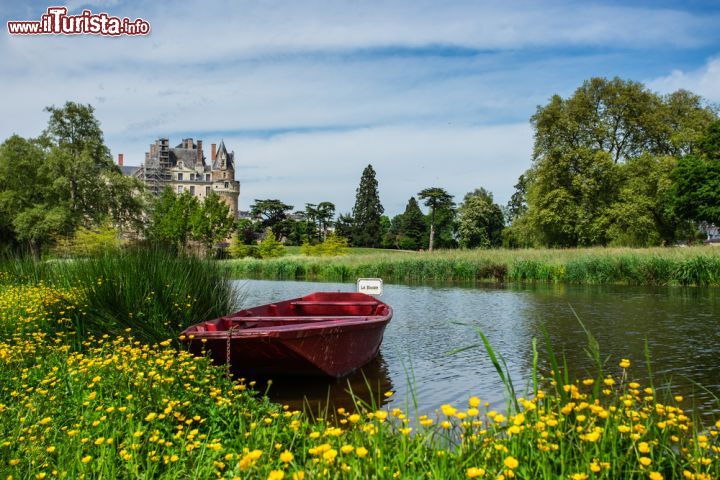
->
[[211, 140, 240, 216]]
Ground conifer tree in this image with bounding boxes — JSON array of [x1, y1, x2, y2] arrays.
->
[[418, 187, 454, 252], [398, 197, 427, 250], [351, 164, 384, 247]]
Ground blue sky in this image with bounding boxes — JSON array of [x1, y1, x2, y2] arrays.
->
[[2, 1, 719, 215]]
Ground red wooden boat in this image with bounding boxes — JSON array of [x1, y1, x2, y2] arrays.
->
[[180, 292, 393, 378]]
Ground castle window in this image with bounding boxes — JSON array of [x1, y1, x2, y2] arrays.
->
[[189, 173, 194, 181], [223, 172, 227, 178], [177, 173, 183, 181], [206, 186, 210, 195], [190, 186, 195, 195], [205, 174, 210, 181], [178, 185, 183, 193], [224, 182, 229, 189]]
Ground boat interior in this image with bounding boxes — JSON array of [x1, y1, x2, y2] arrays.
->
[[187, 293, 390, 332]]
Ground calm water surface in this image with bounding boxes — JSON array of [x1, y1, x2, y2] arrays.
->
[[233, 280, 720, 419]]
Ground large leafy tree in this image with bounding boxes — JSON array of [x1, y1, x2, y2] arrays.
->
[[522, 78, 715, 247], [525, 148, 620, 246], [148, 188, 199, 252], [250, 199, 294, 240], [672, 120, 720, 226], [607, 155, 689, 246], [351, 165, 384, 247], [0, 102, 143, 257], [191, 192, 235, 254], [418, 187, 454, 252], [456, 188, 504, 249]]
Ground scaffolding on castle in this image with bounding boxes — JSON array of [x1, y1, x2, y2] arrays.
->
[[141, 138, 172, 195]]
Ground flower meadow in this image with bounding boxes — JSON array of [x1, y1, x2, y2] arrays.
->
[[1, 256, 719, 479]]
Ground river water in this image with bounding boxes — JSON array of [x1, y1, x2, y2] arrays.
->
[[233, 279, 720, 419]]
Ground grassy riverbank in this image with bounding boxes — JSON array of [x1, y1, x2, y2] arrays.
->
[[2, 253, 719, 478], [224, 246, 720, 286]]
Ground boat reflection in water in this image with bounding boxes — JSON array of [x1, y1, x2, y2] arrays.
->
[[247, 354, 394, 415]]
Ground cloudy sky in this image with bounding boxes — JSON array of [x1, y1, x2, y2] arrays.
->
[[2, 1, 719, 216]]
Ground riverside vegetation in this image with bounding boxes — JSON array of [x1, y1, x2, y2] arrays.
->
[[1, 252, 719, 478], [224, 246, 720, 286]]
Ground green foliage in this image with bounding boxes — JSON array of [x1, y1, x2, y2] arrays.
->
[[526, 149, 619, 247], [55, 223, 121, 257], [300, 233, 349, 256], [235, 218, 257, 244], [418, 187, 454, 251], [672, 120, 720, 226], [457, 188, 504, 248], [0, 102, 144, 257], [190, 192, 235, 253], [522, 78, 717, 247], [387, 197, 428, 250], [257, 228, 286, 258], [228, 234, 257, 259], [333, 213, 354, 241], [351, 165, 384, 247], [606, 155, 690, 246], [506, 174, 528, 224], [250, 199, 293, 239], [148, 189, 199, 251], [303, 201, 336, 242]]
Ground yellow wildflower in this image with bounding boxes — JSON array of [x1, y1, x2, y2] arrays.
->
[[466, 467, 485, 477]]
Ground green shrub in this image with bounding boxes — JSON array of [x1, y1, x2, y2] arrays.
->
[[300, 233, 350, 256], [228, 234, 258, 259], [257, 229, 286, 259], [54, 223, 121, 258]]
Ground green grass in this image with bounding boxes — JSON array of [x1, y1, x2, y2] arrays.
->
[[223, 246, 720, 286], [283, 246, 413, 256]]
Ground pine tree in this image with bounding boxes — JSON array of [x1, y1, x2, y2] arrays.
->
[[351, 165, 384, 247], [398, 197, 427, 250]]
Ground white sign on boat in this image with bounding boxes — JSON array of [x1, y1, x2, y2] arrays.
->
[[357, 278, 383, 296]]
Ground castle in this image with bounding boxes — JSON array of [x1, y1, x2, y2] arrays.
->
[[122, 138, 240, 216]]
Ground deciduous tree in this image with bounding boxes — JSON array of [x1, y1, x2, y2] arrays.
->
[[456, 188, 504, 248]]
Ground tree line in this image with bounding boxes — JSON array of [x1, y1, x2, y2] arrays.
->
[[1, 78, 718, 258]]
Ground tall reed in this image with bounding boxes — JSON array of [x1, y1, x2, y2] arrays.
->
[[224, 247, 720, 286], [0, 249, 239, 343]]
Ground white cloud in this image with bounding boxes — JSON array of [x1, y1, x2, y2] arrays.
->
[[1, 1, 717, 217], [648, 56, 720, 102], [225, 123, 533, 215], [2, 1, 716, 72]]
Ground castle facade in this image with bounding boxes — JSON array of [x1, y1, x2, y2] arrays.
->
[[126, 138, 240, 216]]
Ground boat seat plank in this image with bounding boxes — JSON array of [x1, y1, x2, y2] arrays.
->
[[290, 301, 378, 306], [226, 316, 370, 323]]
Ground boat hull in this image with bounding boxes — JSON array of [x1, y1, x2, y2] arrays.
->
[[181, 292, 392, 378]]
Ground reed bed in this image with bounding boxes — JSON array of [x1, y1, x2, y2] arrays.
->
[[224, 246, 720, 286], [0, 250, 238, 343]]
